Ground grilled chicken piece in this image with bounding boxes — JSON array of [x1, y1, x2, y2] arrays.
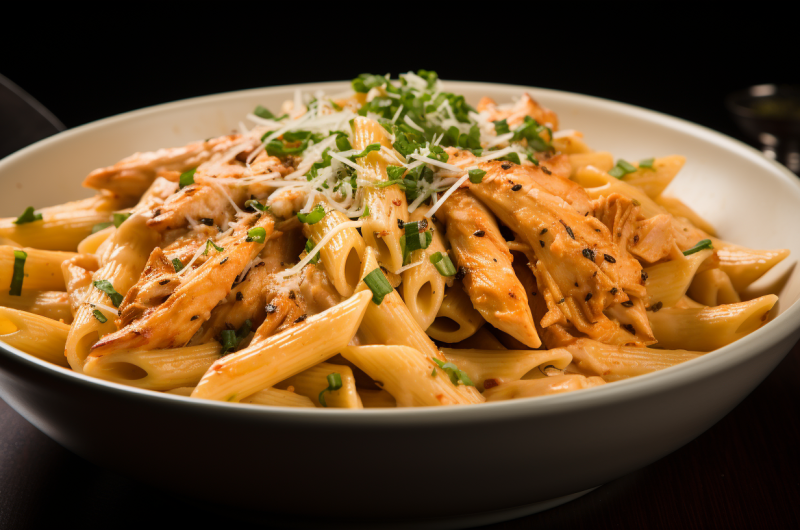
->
[[147, 180, 246, 232], [437, 189, 541, 348], [83, 134, 244, 198], [117, 248, 179, 328], [468, 161, 646, 344], [88, 215, 274, 357], [477, 93, 559, 130]]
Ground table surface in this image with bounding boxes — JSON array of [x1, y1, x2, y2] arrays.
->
[[1, 69, 800, 530]]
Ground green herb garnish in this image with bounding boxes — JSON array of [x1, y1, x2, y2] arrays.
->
[[683, 239, 713, 256], [92, 280, 123, 307], [318, 372, 343, 407], [253, 105, 277, 120], [179, 168, 197, 188], [608, 159, 638, 179], [430, 252, 456, 277], [92, 222, 113, 233], [13, 207, 42, 225], [639, 158, 655, 170], [8, 250, 27, 296], [468, 169, 486, 184], [220, 319, 252, 356], [363, 268, 393, 305], [113, 212, 131, 228], [432, 358, 474, 386], [171, 258, 184, 273], [203, 239, 224, 255], [92, 309, 108, 323], [305, 238, 320, 264], [297, 204, 326, 225], [246, 227, 267, 244]]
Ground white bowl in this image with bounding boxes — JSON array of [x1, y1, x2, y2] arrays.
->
[[2, 82, 799, 529]]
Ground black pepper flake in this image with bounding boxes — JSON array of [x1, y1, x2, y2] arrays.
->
[[200, 218, 214, 226], [540, 228, 548, 235], [603, 254, 616, 264], [610, 287, 618, 295], [265, 303, 277, 313], [582, 248, 595, 261], [493, 258, 497, 262], [574, 282, 579, 287], [511, 184, 522, 191], [454, 266, 467, 281], [158, 279, 170, 285], [473, 230, 485, 237], [288, 291, 296, 300], [585, 293, 593, 302], [153, 208, 162, 217], [539, 240, 545, 248], [560, 220, 575, 240], [557, 298, 565, 304], [541, 166, 552, 175], [595, 229, 601, 232], [293, 314, 308, 324], [647, 301, 663, 312], [397, 219, 404, 229], [622, 300, 634, 307], [236, 292, 244, 301], [220, 257, 229, 265], [634, 234, 640, 244], [622, 323, 636, 335], [190, 315, 199, 321], [641, 270, 648, 283], [501, 162, 512, 170], [585, 212, 589, 216]]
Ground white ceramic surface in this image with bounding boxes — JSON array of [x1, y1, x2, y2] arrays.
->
[[1, 82, 799, 528]]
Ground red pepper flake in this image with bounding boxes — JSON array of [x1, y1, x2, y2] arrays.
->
[[483, 378, 500, 390], [392, 199, 401, 206]]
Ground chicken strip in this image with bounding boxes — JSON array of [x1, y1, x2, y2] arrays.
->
[[88, 214, 274, 357], [436, 189, 541, 348], [83, 134, 244, 198]]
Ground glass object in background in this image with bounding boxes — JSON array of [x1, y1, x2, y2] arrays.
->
[[0, 74, 65, 159], [727, 84, 800, 174]]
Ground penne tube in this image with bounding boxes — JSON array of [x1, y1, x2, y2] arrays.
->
[[191, 290, 371, 402], [358, 389, 397, 408], [620, 155, 685, 199], [353, 116, 408, 271], [0, 306, 70, 366], [341, 345, 484, 406], [0, 194, 132, 251], [356, 246, 443, 359], [401, 205, 448, 331], [565, 338, 702, 381], [568, 151, 614, 175], [483, 374, 606, 401], [553, 133, 592, 154], [573, 165, 664, 219], [655, 195, 717, 236], [441, 347, 573, 391], [647, 295, 778, 351], [437, 189, 540, 348], [61, 253, 100, 319], [0, 290, 72, 323], [276, 361, 363, 408], [710, 239, 790, 292], [688, 268, 741, 306], [165, 387, 194, 396], [83, 342, 222, 390], [642, 249, 713, 308], [241, 387, 316, 408], [1, 246, 77, 292], [303, 199, 366, 297], [78, 225, 116, 254], [425, 280, 485, 344]]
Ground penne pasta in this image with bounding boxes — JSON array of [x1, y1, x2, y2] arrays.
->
[[620, 155, 685, 199], [483, 374, 606, 401], [643, 249, 713, 309], [0, 290, 72, 323], [441, 347, 572, 391], [426, 280, 485, 344], [276, 361, 363, 408], [0, 306, 70, 366]]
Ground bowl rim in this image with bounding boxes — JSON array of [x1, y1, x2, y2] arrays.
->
[[2, 80, 800, 426]]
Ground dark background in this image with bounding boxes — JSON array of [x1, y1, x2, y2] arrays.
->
[[2, 11, 800, 530]]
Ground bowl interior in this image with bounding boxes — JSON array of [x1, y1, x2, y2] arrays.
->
[[1, 81, 799, 323]]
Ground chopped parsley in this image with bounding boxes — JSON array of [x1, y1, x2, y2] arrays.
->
[[432, 358, 474, 387], [13, 207, 42, 225], [91, 309, 108, 323], [8, 250, 27, 296], [220, 319, 252, 356], [297, 204, 326, 225], [92, 280, 123, 307], [683, 239, 713, 256], [318, 372, 343, 407], [179, 168, 196, 189]]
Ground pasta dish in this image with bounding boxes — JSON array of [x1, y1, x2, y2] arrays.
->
[[0, 72, 788, 408]]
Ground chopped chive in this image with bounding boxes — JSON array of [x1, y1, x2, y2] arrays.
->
[[253, 105, 276, 120], [305, 238, 320, 264], [608, 159, 637, 179], [335, 133, 352, 152], [8, 250, 27, 296], [468, 169, 486, 183], [432, 358, 474, 386], [432, 367, 437, 377], [220, 319, 253, 356], [639, 157, 655, 169], [171, 258, 184, 273], [13, 207, 42, 225], [179, 168, 197, 188], [113, 212, 131, 228], [318, 372, 343, 407], [363, 268, 393, 305], [92, 309, 108, 323], [92, 280, 123, 307], [92, 222, 113, 233], [683, 239, 713, 256], [352, 143, 381, 159], [386, 165, 406, 180], [245, 227, 267, 244], [430, 252, 456, 276], [297, 204, 326, 224], [360, 204, 371, 218], [244, 199, 269, 212], [203, 239, 224, 255]]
